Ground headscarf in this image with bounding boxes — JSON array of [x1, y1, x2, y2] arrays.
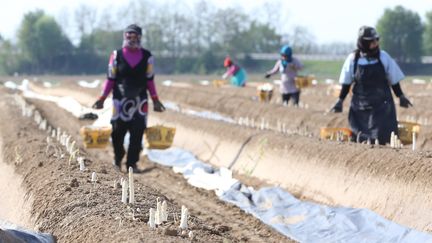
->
[[122, 24, 142, 49], [280, 45, 293, 68], [224, 56, 232, 67], [356, 26, 380, 58]]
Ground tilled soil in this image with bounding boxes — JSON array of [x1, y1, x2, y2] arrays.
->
[[2, 76, 432, 242], [41, 78, 430, 149], [34, 78, 432, 232], [155, 82, 432, 150], [0, 88, 291, 242]]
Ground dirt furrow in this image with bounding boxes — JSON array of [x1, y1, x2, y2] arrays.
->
[[22, 93, 291, 242]]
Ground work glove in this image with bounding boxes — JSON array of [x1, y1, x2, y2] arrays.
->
[[330, 99, 343, 113], [153, 99, 166, 112], [265, 73, 271, 79], [92, 97, 105, 109], [399, 95, 413, 108]]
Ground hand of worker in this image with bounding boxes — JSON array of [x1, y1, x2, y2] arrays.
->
[[330, 99, 343, 113], [399, 95, 413, 108], [153, 99, 166, 112], [92, 97, 105, 109], [264, 73, 271, 79]]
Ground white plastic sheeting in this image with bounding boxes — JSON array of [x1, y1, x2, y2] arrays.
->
[[0, 220, 54, 243], [6, 80, 235, 125], [148, 148, 432, 242], [5, 79, 105, 120], [5, 79, 432, 242], [77, 79, 100, 88], [43, 82, 52, 88], [148, 148, 238, 195], [163, 101, 235, 123]]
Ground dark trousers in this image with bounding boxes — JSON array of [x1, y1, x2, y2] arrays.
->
[[282, 91, 300, 106], [111, 116, 146, 167]]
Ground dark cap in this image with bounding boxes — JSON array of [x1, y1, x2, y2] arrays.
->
[[358, 26, 379, 40], [125, 24, 142, 35]]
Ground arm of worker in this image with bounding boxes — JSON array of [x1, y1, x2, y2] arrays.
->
[[146, 56, 165, 112], [222, 65, 237, 79], [391, 83, 412, 108], [380, 51, 413, 108], [93, 51, 116, 109], [330, 54, 354, 113], [222, 71, 229, 79], [265, 60, 281, 78], [330, 84, 351, 112]]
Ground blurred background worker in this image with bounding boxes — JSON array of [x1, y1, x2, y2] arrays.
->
[[330, 26, 413, 144], [93, 24, 165, 173], [222, 56, 247, 87], [265, 45, 303, 106]]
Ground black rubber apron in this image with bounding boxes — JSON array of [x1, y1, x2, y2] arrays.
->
[[349, 59, 397, 144]]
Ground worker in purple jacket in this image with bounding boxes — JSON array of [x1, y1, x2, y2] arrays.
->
[[93, 24, 165, 173]]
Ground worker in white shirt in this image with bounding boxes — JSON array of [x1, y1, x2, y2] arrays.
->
[[330, 26, 412, 144]]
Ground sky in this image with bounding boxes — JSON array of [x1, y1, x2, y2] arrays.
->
[[0, 0, 430, 44]]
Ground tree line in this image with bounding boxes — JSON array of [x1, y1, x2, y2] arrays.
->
[[0, 1, 431, 75]]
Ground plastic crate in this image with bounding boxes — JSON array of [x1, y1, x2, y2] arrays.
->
[[327, 84, 342, 98], [257, 84, 274, 102], [295, 75, 314, 89], [320, 127, 352, 141], [212, 79, 227, 88], [398, 121, 420, 145], [80, 126, 112, 149], [145, 125, 176, 149]]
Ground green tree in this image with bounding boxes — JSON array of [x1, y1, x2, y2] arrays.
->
[[73, 29, 122, 74], [210, 8, 249, 55], [79, 29, 122, 55], [234, 21, 281, 53], [18, 10, 73, 73], [376, 6, 423, 63], [0, 39, 16, 74], [423, 11, 432, 55]]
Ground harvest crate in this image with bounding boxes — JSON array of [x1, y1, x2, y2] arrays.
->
[[145, 125, 176, 149], [80, 126, 112, 149], [320, 127, 352, 141]]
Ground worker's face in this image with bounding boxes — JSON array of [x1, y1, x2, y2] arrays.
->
[[281, 54, 288, 60], [126, 32, 138, 41], [369, 39, 379, 49], [124, 32, 140, 48]]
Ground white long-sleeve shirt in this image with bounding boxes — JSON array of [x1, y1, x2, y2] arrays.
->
[[339, 50, 405, 86], [267, 58, 303, 94]]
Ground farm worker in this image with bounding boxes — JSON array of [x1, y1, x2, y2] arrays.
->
[[92, 24, 165, 173], [265, 45, 303, 106], [330, 26, 412, 144], [222, 56, 247, 87]]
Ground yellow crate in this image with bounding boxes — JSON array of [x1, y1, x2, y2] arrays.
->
[[145, 125, 176, 149], [327, 84, 342, 98], [257, 84, 273, 102], [257, 90, 273, 102], [80, 126, 112, 149], [398, 121, 420, 145], [295, 75, 314, 89], [212, 79, 227, 88], [327, 84, 353, 98], [320, 127, 352, 141]]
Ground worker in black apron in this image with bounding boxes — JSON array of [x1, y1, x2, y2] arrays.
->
[[331, 26, 413, 144], [93, 24, 165, 172]]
